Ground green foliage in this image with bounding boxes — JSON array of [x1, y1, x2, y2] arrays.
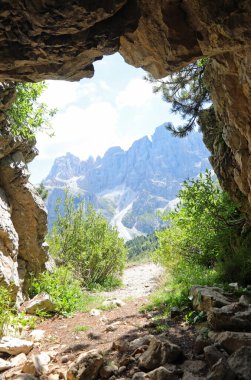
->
[[126, 232, 159, 261], [74, 325, 90, 333], [185, 310, 207, 325], [28, 266, 86, 315], [146, 59, 210, 137], [145, 262, 218, 314], [47, 192, 127, 288], [7, 82, 56, 138], [36, 183, 49, 201], [0, 286, 13, 337], [154, 170, 251, 285], [0, 286, 37, 336]]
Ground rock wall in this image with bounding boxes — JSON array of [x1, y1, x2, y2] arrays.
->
[[0, 84, 48, 303], [0, 1, 250, 300]]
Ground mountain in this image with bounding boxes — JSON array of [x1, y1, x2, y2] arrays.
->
[[44, 124, 210, 239]]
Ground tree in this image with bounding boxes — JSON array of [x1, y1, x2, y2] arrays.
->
[[47, 192, 127, 287], [146, 59, 210, 137], [6, 81, 56, 138]]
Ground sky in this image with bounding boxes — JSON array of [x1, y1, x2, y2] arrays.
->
[[29, 53, 182, 184]]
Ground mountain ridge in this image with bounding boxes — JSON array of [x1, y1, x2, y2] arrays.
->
[[44, 124, 210, 239]]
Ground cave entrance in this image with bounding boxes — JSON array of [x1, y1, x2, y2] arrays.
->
[[29, 52, 210, 241]]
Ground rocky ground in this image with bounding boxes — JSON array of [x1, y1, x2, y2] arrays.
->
[[0, 265, 251, 380]]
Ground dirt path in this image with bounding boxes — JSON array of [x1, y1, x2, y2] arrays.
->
[[101, 262, 164, 299], [26, 263, 164, 355]]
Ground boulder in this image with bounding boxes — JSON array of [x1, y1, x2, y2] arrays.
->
[[189, 286, 231, 312], [193, 335, 212, 355], [145, 366, 179, 380], [13, 375, 37, 380], [208, 302, 251, 331], [99, 363, 118, 379], [181, 359, 206, 373], [10, 353, 27, 367], [89, 309, 101, 316], [129, 335, 153, 351], [0, 337, 33, 355], [209, 331, 251, 354], [67, 349, 103, 380], [132, 373, 146, 380], [228, 346, 251, 380], [206, 358, 235, 380], [29, 329, 45, 342], [32, 352, 51, 375], [0, 358, 13, 372], [138, 335, 182, 371], [204, 345, 227, 368], [102, 298, 125, 308], [23, 293, 56, 315]]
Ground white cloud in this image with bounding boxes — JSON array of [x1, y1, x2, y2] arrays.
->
[[36, 101, 119, 161], [39, 80, 101, 110], [116, 78, 155, 108]]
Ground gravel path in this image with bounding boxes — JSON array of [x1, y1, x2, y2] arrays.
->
[[101, 262, 163, 299]]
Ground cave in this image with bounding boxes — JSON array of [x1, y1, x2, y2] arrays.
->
[[0, 0, 250, 300]]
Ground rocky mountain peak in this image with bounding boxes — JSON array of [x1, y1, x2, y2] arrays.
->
[[45, 125, 210, 238]]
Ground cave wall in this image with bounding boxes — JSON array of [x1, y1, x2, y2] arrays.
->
[[0, 0, 251, 300], [0, 84, 48, 304]]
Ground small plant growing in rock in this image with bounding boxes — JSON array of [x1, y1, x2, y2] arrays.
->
[[74, 325, 90, 333]]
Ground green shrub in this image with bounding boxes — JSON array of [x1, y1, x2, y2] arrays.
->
[[154, 170, 251, 285], [28, 266, 86, 315], [145, 262, 218, 313], [47, 193, 127, 288]]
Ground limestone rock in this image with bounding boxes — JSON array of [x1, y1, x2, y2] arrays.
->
[[204, 346, 227, 368], [228, 346, 251, 380], [10, 353, 27, 367], [145, 366, 179, 380], [67, 349, 103, 380], [0, 151, 49, 278], [206, 358, 235, 380], [102, 298, 125, 308], [209, 331, 251, 354], [29, 329, 46, 342], [0, 187, 20, 299], [129, 335, 153, 351], [0, 337, 33, 355], [208, 302, 251, 331], [13, 375, 37, 380], [99, 363, 118, 379], [90, 309, 101, 317], [132, 373, 146, 380], [0, 358, 13, 372], [32, 352, 51, 375], [193, 335, 212, 355], [138, 335, 182, 370], [181, 359, 207, 373], [189, 286, 231, 312], [23, 293, 56, 315]]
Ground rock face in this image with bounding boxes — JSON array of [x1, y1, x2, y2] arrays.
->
[[45, 125, 210, 238], [0, 84, 48, 302]]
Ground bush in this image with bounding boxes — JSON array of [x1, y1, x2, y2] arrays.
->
[[154, 170, 251, 285], [28, 266, 87, 315], [47, 192, 127, 288], [145, 262, 218, 313]]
